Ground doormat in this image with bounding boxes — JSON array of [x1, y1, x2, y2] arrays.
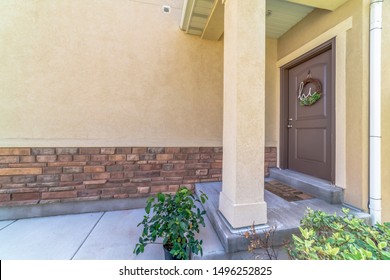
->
[[265, 180, 314, 202]]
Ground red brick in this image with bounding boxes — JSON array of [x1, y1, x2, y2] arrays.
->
[[43, 167, 62, 174], [7, 163, 45, 168], [12, 192, 41, 201], [56, 148, 78, 155], [139, 164, 162, 171], [90, 154, 107, 162], [58, 155, 73, 162], [42, 191, 77, 199], [0, 156, 19, 164], [80, 148, 100, 155], [12, 175, 36, 183], [84, 166, 105, 173], [126, 154, 139, 161], [132, 147, 147, 154], [161, 170, 187, 177], [124, 171, 134, 178], [156, 154, 173, 161], [37, 174, 60, 182], [0, 168, 42, 176], [0, 148, 30, 156], [78, 189, 102, 197], [151, 185, 168, 193], [138, 186, 151, 194], [32, 148, 55, 155], [147, 147, 165, 154], [37, 155, 57, 162], [63, 166, 83, 173], [48, 161, 86, 167], [100, 147, 115, 154], [83, 179, 107, 185], [116, 148, 133, 154], [92, 172, 110, 180], [0, 194, 11, 201], [73, 155, 89, 162], [185, 163, 210, 169], [61, 174, 73, 182], [134, 171, 161, 177], [73, 173, 92, 181], [0, 176, 12, 184], [174, 154, 188, 160], [165, 147, 181, 154], [20, 156, 36, 163], [123, 165, 139, 172], [212, 153, 223, 160], [108, 154, 126, 161], [211, 162, 222, 169], [181, 147, 199, 154], [199, 147, 214, 153], [111, 172, 124, 179]]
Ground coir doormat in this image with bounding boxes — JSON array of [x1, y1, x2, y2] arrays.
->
[[265, 180, 314, 202]]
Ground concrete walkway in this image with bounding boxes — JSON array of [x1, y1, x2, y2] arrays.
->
[[0, 207, 284, 260]]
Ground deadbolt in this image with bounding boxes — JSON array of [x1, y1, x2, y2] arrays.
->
[[287, 117, 293, 128]]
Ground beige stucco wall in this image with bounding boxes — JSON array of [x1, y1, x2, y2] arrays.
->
[[265, 38, 278, 147], [381, 0, 390, 223], [0, 0, 223, 147], [277, 0, 369, 210]]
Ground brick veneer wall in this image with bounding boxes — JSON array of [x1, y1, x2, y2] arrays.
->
[[0, 147, 277, 207], [264, 147, 277, 177]]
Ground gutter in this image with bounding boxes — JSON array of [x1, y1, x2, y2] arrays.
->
[[369, 0, 383, 225]]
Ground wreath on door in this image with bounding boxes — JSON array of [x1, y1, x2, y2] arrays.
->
[[297, 73, 322, 106]]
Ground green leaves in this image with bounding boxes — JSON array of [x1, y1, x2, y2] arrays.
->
[[288, 208, 390, 260], [133, 186, 208, 259]]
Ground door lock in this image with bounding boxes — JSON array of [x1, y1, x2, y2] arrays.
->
[[287, 118, 293, 128]]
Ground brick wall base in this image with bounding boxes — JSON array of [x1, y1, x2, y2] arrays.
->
[[0, 146, 277, 209]]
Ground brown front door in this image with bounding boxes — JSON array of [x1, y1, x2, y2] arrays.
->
[[286, 48, 334, 181]]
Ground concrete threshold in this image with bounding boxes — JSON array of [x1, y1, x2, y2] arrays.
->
[[269, 168, 344, 204]]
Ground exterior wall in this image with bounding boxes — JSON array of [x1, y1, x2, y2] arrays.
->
[[276, 0, 369, 210], [0, 0, 223, 148], [0, 146, 277, 208], [382, 0, 390, 222], [0, 147, 222, 207], [265, 38, 279, 147]]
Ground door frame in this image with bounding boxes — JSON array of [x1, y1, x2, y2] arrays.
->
[[279, 38, 336, 183]]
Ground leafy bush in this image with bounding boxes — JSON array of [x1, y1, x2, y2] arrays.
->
[[288, 208, 390, 260], [133, 187, 208, 260]]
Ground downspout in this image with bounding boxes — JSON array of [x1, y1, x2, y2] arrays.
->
[[369, 0, 383, 225]]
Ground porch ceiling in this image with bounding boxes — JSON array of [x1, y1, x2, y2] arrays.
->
[[180, 0, 349, 40]]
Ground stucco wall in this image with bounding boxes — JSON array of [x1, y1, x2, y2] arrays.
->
[[265, 38, 278, 147], [382, 0, 390, 222], [277, 0, 369, 210], [0, 0, 223, 147]]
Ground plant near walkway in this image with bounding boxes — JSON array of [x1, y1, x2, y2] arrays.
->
[[244, 225, 281, 260], [134, 186, 208, 260], [288, 208, 390, 260]]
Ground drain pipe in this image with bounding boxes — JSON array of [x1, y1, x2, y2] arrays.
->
[[369, 0, 383, 225]]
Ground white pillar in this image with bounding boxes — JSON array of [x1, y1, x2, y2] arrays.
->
[[219, 0, 267, 228]]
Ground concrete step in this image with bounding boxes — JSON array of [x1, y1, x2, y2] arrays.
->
[[269, 168, 344, 204], [195, 181, 370, 258]]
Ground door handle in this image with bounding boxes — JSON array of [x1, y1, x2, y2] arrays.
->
[[287, 118, 293, 128]]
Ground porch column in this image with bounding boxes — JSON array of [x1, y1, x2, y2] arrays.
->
[[219, 0, 267, 228]]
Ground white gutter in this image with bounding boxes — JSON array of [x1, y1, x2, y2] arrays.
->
[[369, 0, 383, 225]]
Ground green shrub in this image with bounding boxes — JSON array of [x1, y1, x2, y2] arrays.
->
[[288, 208, 390, 260], [134, 187, 208, 260]]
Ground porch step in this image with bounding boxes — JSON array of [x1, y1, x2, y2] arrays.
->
[[269, 168, 343, 204], [194, 181, 370, 258]]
